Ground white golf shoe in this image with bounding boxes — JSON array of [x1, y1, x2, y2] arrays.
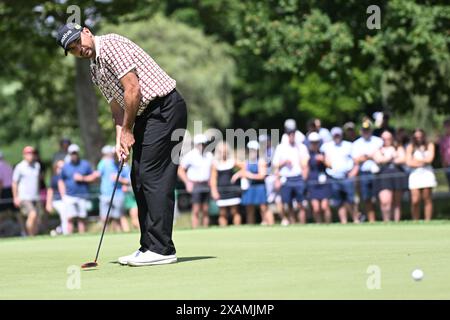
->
[[127, 250, 177, 267], [118, 250, 141, 265]]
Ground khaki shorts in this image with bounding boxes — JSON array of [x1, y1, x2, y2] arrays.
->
[[20, 200, 42, 216]]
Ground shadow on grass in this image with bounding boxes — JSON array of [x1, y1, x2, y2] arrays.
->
[[108, 256, 217, 265], [177, 256, 216, 263]]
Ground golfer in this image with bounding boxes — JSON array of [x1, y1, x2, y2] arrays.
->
[[57, 23, 187, 266]]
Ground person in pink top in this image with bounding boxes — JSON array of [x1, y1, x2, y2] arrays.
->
[[439, 119, 450, 191]]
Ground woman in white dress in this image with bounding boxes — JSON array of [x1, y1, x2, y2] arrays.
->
[[406, 129, 436, 221]]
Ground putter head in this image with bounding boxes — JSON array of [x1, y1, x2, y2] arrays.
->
[[81, 261, 98, 269]]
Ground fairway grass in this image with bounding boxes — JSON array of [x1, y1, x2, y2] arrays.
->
[[1, 222, 450, 299]]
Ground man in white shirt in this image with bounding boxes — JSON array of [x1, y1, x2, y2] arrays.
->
[[12, 146, 41, 236], [178, 134, 213, 228], [280, 119, 306, 147], [321, 127, 359, 223], [273, 127, 309, 225], [352, 120, 383, 222]]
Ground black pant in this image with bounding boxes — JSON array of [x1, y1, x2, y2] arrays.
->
[[131, 89, 187, 255]]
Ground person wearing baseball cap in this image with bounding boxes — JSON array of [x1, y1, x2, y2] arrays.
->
[[343, 122, 357, 142], [280, 118, 306, 147], [96, 145, 130, 232], [12, 146, 41, 236], [306, 132, 332, 223], [238, 141, 274, 226], [178, 134, 213, 229], [57, 21, 187, 266], [352, 119, 383, 222], [272, 126, 310, 225], [56, 23, 84, 56], [59, 144, 97, 234], [320, 128, 360, 224]]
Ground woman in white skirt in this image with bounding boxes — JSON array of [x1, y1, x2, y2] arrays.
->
[[406, 129, 436, 221], [210, 142, 242, 226]]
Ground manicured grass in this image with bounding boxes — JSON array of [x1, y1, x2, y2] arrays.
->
[[1, 222, 450, 299]]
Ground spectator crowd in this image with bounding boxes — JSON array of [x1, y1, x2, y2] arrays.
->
[[0, 115, 450, 236], [178, 115, 450, 228], [0, 139, 138, 236]]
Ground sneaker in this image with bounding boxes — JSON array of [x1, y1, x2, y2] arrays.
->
[[118, 250, 141, 265], [127, 250, 177, 267], [281, 218, 290, 227]]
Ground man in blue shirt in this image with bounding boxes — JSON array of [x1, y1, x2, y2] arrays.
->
[[97, 145, 130, 232], [59, 144, 97, 234]]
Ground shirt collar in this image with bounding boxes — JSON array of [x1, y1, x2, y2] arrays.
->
[[93, 36, 101, 63]]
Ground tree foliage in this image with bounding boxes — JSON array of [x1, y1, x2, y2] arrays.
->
[[0, 0, 449, 162], [165, 0, 450, 129]]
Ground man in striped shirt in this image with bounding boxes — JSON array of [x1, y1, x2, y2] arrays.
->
[[57, 23, 187, 266]]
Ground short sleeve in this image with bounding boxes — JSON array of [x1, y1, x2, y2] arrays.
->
[[59, 166, 67, 181], [104, 40, 136, 80], [320, 142, 327, 154], [376, 137, 383, 148], [300, 144, 310, 162], [12, 165, 20, 183], [84, 161, 93, 175], [97, 161, 104, 174], [272, 145, 282, 166], [180, 152, 191, 169], [351, 141, 361, 158], [99, 86, 114, 104]]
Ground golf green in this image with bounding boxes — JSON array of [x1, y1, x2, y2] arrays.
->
[[1, 222, 450, 299]]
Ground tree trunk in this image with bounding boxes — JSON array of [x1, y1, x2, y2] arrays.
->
[[75, 59, 104, 165]]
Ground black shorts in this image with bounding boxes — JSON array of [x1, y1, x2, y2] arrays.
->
[[0, 188, 14, 212], [374, 166, 407, 193], [191, 182, 210, 204]]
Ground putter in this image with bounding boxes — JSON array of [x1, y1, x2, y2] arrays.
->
[[81, 158, 125, 269]]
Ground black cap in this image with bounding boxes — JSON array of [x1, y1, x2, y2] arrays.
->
[[56, 23, 83, 56]]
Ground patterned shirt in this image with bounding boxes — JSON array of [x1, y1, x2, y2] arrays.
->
[[90, 34, 176, 116]]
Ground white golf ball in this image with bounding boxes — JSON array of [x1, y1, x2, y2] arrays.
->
[[412, 269, 424, 281]]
